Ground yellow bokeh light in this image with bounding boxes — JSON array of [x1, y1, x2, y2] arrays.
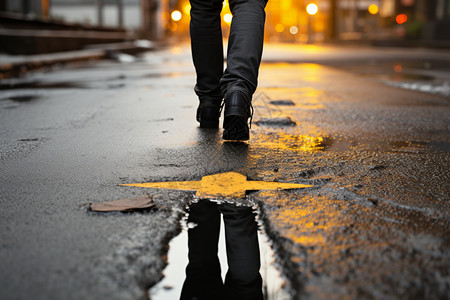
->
[[275, 23, 285, 33], [368, 4, 379, 15], [224, 13, 233, 25], [290, 26, 299, 35], [306, 3, 318, 16], [184, 4, 191, 15], [171, 10, 182, 22]]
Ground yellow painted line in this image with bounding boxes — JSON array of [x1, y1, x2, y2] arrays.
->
[[121, 172, 313, 199], [121, 180, 201, 191]]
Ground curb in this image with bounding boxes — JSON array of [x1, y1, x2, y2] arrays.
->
[[0, 41, 157, 79], [0, 49, 106, 78]]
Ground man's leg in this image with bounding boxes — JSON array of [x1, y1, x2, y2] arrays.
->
[[221, 0, 267, 140], [190, 0, 224, 128], [221, 0, 267, 100]]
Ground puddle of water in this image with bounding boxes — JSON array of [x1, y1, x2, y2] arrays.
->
[[385, 81, 450, 98], [328, 61, 450, 98], [253, 133, 328, 152], [149, 204, 289, 300], [265, 135, 450, 154], [388, 140, 450, 153], [18, 138, 42, 142], [5, 95, 40, 102], [255, 117, 297, 127], [0, 94, 41, 109], [269, 100, 295, 106]]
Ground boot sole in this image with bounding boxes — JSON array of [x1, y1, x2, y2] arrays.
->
[[223, 115, 249, 141]]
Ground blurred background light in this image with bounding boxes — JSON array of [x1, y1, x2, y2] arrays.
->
[[275, 24, 285, 33], [183, 4, 191, 15], [401, 0, 415, 6], [396, 14, 408, 24], [290, 26, 299, 35], [306, 3, 318, 16], [368, 4, 379, 15], [11, 0, 450, 45], [224, 13, 233, 25], [171, 10, 182, 22]]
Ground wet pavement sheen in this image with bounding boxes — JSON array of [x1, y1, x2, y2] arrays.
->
[[0, 44, 449, 300]]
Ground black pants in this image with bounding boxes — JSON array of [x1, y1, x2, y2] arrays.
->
[[180, 200, 263, 300], [189, 0, 267, 104]]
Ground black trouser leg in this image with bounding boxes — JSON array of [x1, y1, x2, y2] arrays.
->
[[220, 0, 267, 103], [189, 0, 224, 104]]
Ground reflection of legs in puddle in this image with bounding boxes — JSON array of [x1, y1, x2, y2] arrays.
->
[[220, 203, 263, 300], [181, 200, 262, 300], [181, 200, 223, 300]]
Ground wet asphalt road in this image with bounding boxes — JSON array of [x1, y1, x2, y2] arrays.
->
[[0, 44, 449, 300]]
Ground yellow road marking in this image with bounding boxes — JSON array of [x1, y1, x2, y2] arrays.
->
[[121, 172, 313, 199]]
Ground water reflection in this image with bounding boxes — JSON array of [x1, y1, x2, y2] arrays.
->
[[253, 132, 328, 152], [181, 200, 263, 300]]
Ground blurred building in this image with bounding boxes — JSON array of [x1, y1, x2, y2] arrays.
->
[[50, 0, 169, 40], [0, 0, 49, 17], [266, 0, 450, 43], [0, 0, 170, 40], [50, 0, 140, 28], [0, 0, 449, 42], [162, 0, 450, 43], [392, 0, 450, 40]]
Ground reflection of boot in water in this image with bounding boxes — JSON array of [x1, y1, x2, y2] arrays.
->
[[220, 203, 263, 300], [180, 200, 224, 300]]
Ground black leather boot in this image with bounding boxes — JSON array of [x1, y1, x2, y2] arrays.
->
[[223, 92, 253, 141], [197, 100, 221, 128]]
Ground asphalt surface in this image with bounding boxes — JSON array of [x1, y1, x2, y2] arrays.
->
[[0, 43, 449, 300]]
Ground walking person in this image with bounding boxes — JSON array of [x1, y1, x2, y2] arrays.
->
[[190, 0, 268, 140]]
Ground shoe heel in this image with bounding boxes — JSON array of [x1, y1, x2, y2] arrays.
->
[[224, 103, 249, 118], [199, 106, 219, 128], [200, 119, 219, 128]]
